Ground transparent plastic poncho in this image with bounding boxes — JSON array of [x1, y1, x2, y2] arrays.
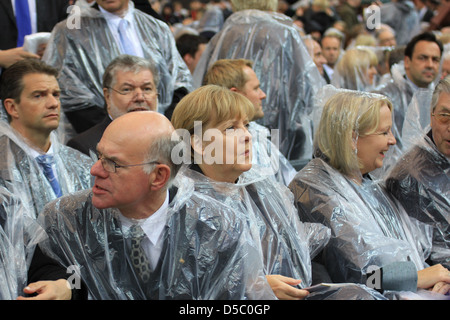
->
[[179, 165, 389, 300], [385, 89, 449, 268], [288, 88, 433, 289], [193, 9, 325, 167], [178, 164, 331, 288], [0, 123, 93, 219], [0, 187, 46, 299], [42, 1, 193, 115], [37, 173, 277, 300]]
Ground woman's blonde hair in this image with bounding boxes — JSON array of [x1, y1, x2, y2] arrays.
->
[[314, 90, 392, 176], [171, 84, 255, 134], [335, 47, 378, 90]]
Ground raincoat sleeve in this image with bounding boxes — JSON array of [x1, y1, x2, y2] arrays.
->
[[0, 187, 46, 299], [289, 158, 429, 292]]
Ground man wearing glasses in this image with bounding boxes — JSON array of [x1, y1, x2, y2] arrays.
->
[[67, 54, 159, 155], [386, 76, 450, 270], [38, 111, 275, 299]]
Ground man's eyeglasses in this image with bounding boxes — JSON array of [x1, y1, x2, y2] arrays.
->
[[107, 86, 158, 98], [432, 112, 450, 125], [90, 150, 159, 173]]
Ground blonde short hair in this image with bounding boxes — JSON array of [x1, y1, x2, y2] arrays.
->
[[315, 90, 392, 176], [172, 85, 255, 135], [230, 0, 278, 12], [335, 47, 378, 89], [203, 59, 254, 90]]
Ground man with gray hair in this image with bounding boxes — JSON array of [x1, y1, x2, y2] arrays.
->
[[67, 54, 159, 155], [385, 76, 450, 269]]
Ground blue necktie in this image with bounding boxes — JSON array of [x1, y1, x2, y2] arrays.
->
[[118, 19, 136, 56], [15, 0, 32, 47], [36, 154, 63, 198]]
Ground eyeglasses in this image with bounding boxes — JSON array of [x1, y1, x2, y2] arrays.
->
[[107, 86, 158, 98], [432, 112, 450, 125], [89, 150, 159, 173]]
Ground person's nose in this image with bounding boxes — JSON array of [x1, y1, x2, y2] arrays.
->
[[90, 159, 108, 178]]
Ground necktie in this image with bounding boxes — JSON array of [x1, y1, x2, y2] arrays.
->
[[129, 224, 151, 283], [118, 19, 136, 56], [36, 154, 63, 198], [15, 0, 32, 47]]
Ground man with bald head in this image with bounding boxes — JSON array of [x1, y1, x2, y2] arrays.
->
[[38, 111, 275, 299]]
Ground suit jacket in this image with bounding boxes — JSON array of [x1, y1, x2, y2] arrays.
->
[[66, 116, 111, 155], [0, 0, 70, 50]]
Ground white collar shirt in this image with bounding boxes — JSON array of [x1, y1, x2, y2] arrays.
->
[[98, 2, 144, 58], [119, 190, 169, 271]]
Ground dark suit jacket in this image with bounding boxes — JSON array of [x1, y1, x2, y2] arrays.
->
[[0, 0, 70, 50], [67, 116, 112, 155]]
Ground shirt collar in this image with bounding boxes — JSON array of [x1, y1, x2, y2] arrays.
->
[[98, 0, 135, 26], [119, 190, 170, 246]]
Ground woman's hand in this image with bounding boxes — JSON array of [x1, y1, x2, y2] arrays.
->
[[266, 274, 309, 300]]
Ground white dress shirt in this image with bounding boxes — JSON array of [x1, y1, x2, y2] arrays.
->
[[11, 0, 37, 34], [98, 1, 144, 58], [119, 190, 169, 271]]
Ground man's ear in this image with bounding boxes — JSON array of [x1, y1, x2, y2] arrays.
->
[[404, 56, 411, 71], [230, 87, 239, 93], [149, 164, 171, 191], [3, 98, 19, 120]]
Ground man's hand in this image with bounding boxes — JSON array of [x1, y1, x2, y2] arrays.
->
[[0, 47, 40, 68]]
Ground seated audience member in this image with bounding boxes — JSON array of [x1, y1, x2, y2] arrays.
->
[[331, 47, 378, 91], [67, 55, 159, 155], [193, 0, 325, 168], [203, 58, 297, 185], [321, 29, 345, 79], [176, 34, 208, 75], [440, 49, 450, 80], [38, 111, 275, 300], [375, 25, 397, 47], [0, 187, 87, 300], [289, 88, 450, 298], [303, 37, 330, 84], [0, 59, 93, 218], [374, 32, 443, 141], [42, 0, 192, 133], [385, 77, 450, 269], [171, 84, 386, 300]]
